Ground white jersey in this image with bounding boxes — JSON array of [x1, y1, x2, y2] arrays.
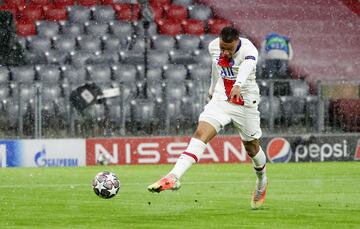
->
[[208, 37, 260, 105]]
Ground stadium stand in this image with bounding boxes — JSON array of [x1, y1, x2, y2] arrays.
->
[[198, 0, 360, 83], [36, 21, 61, 37], [151, 35, 176, 51], [0, 0, 358, 137], [47, 51, 68, 65]]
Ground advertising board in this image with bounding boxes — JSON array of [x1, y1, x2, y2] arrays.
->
[[0, 139, 86, 167], [86, 136, 249, 165]]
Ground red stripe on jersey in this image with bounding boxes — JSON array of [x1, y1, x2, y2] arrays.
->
[[182, 152, 198, 162], [223, 78, 244, 105]]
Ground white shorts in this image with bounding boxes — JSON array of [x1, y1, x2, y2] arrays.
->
[[198, 99, 262, 141]]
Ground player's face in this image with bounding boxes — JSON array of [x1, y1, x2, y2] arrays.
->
[[219, 39, 238, 59]]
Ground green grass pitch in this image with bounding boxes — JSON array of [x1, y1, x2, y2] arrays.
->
[[0, 162, 359, 228]]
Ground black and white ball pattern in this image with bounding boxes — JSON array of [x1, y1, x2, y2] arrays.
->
[[92, 171, 120, 199]]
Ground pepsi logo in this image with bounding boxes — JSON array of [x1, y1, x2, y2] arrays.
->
[[266, 138, 292, 163]]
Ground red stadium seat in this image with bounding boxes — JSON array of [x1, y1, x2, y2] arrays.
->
[[208, 18, 231, 34], [3, 0, 26, 7], [53, 0, 76, 7], [149, 0, 171, 9], [158, 19, 183, 35], [16, 21, 37, 36], [166, 5, 188, 21], [19, 6, 43, 21], [99, 0, 114, 5], [77, 0, 98, 7], [43, 5, 68, 21], [151, 6, 164, 21], [29, 0, 52, 5], [113, 3, 140, 22], [182, 19, 205, 35]]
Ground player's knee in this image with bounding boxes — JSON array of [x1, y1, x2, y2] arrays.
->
[[192, 122, 217, 143], [193, 129, 208, 143], [243, 139, 260, 157]]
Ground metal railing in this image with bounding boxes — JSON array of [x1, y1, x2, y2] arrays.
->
[[0, 79, 359, 139]]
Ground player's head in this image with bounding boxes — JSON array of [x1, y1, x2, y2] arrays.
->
[[219, 26, 240, 58]]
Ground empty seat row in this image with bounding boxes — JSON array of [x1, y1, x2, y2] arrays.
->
[[21, 48, 212, 66], [20, 33, 216, 53], [151, 2, 213, 21], [259, 95, 319, 126], [0, 63, 211, 84], [18, 20, 135, 38], [2, 0, 114, 7], [1, 4, 141, 22], [258, 80, 310, 97], [18, 18, 224, 38], [156, 18, 230, 36]]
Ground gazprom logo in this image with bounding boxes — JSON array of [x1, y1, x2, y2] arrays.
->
[[266, 138, 292, 163], [34, 146, 78, 167]]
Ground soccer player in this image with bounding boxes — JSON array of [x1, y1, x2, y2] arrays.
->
[[147, 26, 268, 209]]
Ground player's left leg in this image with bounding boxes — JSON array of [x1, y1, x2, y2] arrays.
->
[[243, 139, 268, 209], [231, 104, 268, 209]]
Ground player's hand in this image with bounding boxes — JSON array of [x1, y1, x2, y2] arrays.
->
[[229, 85, 242, 103]]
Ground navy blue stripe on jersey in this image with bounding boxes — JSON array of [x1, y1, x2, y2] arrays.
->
[[230, 67, 234, 76], [245, 55, 256, 60], [221, 67, 235, 77]]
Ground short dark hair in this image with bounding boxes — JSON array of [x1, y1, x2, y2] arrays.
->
[[220, 26, 239, 43]]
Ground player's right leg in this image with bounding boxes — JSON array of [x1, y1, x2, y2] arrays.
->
[[147, 121, 217, 193], [148, 100, 231, 193], [147, 173, 181, 193]]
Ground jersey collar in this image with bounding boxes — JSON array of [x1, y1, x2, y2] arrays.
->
[[234, 39, 241, 54]]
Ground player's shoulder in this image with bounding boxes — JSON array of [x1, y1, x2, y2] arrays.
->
[[239, 37, 258, 55], [240, 37, 257, 49]]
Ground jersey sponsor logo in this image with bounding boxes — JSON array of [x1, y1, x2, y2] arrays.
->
[[266, 138, 292, 163], [355, 139, 360, 160]]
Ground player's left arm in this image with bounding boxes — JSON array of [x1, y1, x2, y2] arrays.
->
[[230, 44, 258, 101]]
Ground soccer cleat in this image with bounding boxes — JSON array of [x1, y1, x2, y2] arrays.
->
[[147, 174, 181, 193], [251, 180, 268, 209]]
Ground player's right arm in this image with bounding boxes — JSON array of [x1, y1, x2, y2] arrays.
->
[[207, 39, 220, 100]]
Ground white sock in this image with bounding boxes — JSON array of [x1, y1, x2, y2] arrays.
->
[[169, 138, 207, 179], [251, 147, 267, 188]]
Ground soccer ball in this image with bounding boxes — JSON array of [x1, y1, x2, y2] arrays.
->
[[92, 171, 120, 199]]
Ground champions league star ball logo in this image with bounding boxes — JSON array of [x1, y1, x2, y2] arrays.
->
[[266, 138, 292, 163]]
